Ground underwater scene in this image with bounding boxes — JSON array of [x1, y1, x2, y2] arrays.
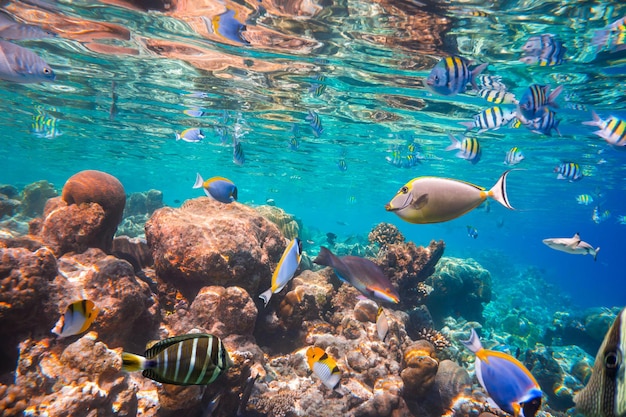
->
[[0, 0, 625, 416]]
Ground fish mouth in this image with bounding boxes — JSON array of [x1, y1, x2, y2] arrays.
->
[[384, 203, 397, 212]]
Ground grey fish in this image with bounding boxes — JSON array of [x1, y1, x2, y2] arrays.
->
[[0, 40, 55, 83], [313, 247, 399, 303], [542, 233, 600, 261], [574, 308, 626, 417], [121, 333, 233, 385], [0, 11, 56, 40]]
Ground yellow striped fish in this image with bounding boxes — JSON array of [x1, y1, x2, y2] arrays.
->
[[445, 133, 481, 164], [460, 106, 516, 133], [478, 88, 518, 104], [426, 55, 488, 96], [583, 111, 626, 146], [51, 299, 99, 338], [306, 346, 341, 389], [122, 333, 233, 385]]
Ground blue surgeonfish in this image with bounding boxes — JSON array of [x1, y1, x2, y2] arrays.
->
[[122, 333, 232, 385], [314, 247, 399, 303], [176, 128, 205, 142], [462, 328, 543, 417], [306, 346, 341, 389], [51, 299, 99, 338], [259, 238, 302, 306], [385, 171, 514, 224], [193, 173, 237, 203], [574, 307, 626, 417], [425, 55, 488, 96], [0, 40, 55, 83], [542, 233, 600, 261]]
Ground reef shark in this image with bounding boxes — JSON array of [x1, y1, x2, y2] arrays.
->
[[542, 233, 600, 261]]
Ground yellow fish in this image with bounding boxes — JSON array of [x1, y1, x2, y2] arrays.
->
[[306, 346, 341, 389], [51, 300, 99, 338]]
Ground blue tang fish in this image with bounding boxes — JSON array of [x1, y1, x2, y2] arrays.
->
[[462, 328, 543, 417], [0, 40, 55, 83], [193, 173, 237, 203], [313, 247, 399, 303], [425, 55, 488, 96], [259, 238, 302, 306]]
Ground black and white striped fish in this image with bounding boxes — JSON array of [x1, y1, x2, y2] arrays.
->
[[528, 108, 561, 136], [122, 333, 233, 385], [478, 88, 518, 104], [460, 106, 516, 133]]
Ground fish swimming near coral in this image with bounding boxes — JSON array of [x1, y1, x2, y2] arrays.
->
[[462, 328, 543, 417], [193, 173, 238, 203], [425, 55, 488, 96], [122, 333, 233, 385], [542, 233, 600, 261], [313, 247, 400, 303], [467, 225, 478, 239], [0, 40, 55, 83], [51, 299, 99, 338], [306, 346, 341, 389], [259, 238, 302, 306], [574, 307, 626, 417], [385, 171, 514, 224], [376, 306, 389, 341]]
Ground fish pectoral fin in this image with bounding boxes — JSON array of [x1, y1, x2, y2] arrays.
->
[[411, 193, 428, 210]]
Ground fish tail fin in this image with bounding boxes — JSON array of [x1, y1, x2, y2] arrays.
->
[[258, 289, 273, 307], [175, 133, 181, 141], [470, 63, 488, 90], [121, 352, 147, 372], [582, 111, 602, 127], [460, 328, 483, 353], [594, 247, 600, 261], [445, 133, 461, 151], [488, 170, 514, 210], [313, 246, 334, 267], [459, 121, 474, 130], [547, 85, 563, 107], [193, 173, 204, 189]]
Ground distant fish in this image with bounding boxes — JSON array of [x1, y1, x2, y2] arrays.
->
[[122, 333, 233, 385], [555, 162, 583, 182], [520, 34, 566, 66], [591, 16, 626, 53], [313, 247, 400, 303], [592, 206, 611, 224], [326, 232, 337, 245], [51, 300, 99, 338], [193, 173, 237, 203], [386, 171, 514, 224], [233, 141, 245, 165], [0, 11, 56, 40], [259, 238, 302, 307], [306, 110, 323, 137], [176, 128, 204, 143], [445, 133, 481, 164], [184, 108, 208, 118], [582, 111, 626, 146], [477, 74, 507, 91], [460, 106, 516, 133], [576, 194, 594, 205], [461, 328, 543, 417], [288, 136, 300, 150], [425, 55, 488, 96], [478, 88, 518, 105], [504, 147, 525, 165], [528, 108, 561, 136], [467, 225, 478, 239], [376, 306, 389, 341], [32, 108, 61, 139], [306, 346, 341, 389], [574, 307, 626, 417], [518, 84, 563, 121], [617, 215, 626, 225], [337, 159, 347, 171], [309, 74, 327, 97], [0, 40, 55, 83], [542, 233, 600, 261]]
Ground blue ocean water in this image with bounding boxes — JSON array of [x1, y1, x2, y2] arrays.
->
[[1, 0, 625, 310]]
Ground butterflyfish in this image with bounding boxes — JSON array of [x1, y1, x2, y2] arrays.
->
[[385, 171, 514, 224], [122, 333, 232, 385], [313, 247, 399, 303], [574, 307, 626, 417], [51, 299, 99, 338], [462, 328, 543, 417], [259, 238, 302, 307], [306, 346, 341, 389], [193, 173, 238, 204]]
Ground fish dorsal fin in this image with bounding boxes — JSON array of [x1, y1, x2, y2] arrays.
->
[[144, 333, 213, 359]]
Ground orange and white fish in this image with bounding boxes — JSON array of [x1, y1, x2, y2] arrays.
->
[[52, 300, 99, 338], [306, 346, 341, 389]]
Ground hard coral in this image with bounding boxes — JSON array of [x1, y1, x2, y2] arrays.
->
[[255, 204, 300, 239], [368, 222, 405, 247], [418, 327, 452, 351]]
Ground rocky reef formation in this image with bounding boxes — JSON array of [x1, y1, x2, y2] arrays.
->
[[117, 189, 165, 238], [255, 204, 300, 240]]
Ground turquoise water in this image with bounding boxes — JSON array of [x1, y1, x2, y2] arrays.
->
[[2, 0, 625, 308]]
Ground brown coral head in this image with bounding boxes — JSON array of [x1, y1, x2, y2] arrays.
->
[[368, 222, 405, 247], [417, 327, 451, 351]]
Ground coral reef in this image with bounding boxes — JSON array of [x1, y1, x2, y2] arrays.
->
[[368, 222, 405, 247], [255, 204, 300, 239], [124, 189, 164, 217], [19, 180, 58, 218]]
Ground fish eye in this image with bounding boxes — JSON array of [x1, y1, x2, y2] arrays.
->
[[604, 350, 621, 369], [400, 186, 408, 194], [44, 68, 51, 74]]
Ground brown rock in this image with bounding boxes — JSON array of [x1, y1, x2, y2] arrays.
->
[[434, 359, 472, 410], [401, 340, 439, 399], [145, 198, 285, 299]]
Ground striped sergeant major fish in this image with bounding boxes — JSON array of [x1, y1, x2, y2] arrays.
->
[[122, 333, 233, 385], [478, 88, 518, 104], [477, 74, 507, 91], [518, 84, 563, 121], [445, 133, 481, 164], [528, 108, 561, 136], [554, 162, 583, 182], [460, 106, 517, 133], [504, 147, 525, 166], [583, 111, 626, 146], [520, 34, 566, 66], [425, 55, 488, 96], [592, 17, 626, 53], [305, 109, 323, 137], [574, 307, 626, 417]]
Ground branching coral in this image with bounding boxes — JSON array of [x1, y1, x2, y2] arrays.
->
[[418, 328, 452, 351], [368, 222, 405, 247]]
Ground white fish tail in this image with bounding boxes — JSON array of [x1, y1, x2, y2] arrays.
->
[[445, 133, 461, 151], [461, 328, 483, 353], [488, 170, 514, 210], [259, 289, 273, 307], [193, 173, 204, 189], [594, 247, 600, 261], [175, 133, 181, 141], [582, 111, 602, 127]]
